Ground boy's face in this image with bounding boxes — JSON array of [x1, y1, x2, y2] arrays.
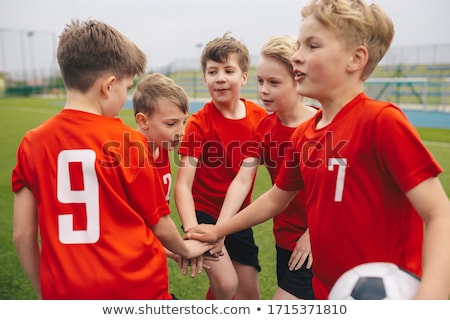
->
[[292, 16, 353, 101], [257, 55, 298, 114], [203, 53, 248, 105], [136, 97, 188, 152]]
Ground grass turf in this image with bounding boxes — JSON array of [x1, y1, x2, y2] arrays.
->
[[0, 97, 448, 299]]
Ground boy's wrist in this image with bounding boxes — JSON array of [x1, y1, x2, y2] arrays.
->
[[181, 224, 199, 234]]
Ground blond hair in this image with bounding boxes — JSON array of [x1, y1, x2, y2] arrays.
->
[[260, 35, 297, 78], [301, 0, 394, 80]]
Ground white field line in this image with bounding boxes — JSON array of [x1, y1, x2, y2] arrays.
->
[[423, 140, 450, 148]]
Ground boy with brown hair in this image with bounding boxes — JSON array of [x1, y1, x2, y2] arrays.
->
[[133, 72, 217, 276], [12, 20, 212, 300], [133, 72, 189, 205], [175, 33, 267, 299]]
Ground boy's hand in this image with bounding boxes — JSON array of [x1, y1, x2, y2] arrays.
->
[[289, 233, 313, 271], [183, 239, 215, 259], [179, 252, 220, 277], [185, 224, 219, 242], [179, 255, 203, 278], [208, 238, 225, 256], [177, 239, 214, 276]]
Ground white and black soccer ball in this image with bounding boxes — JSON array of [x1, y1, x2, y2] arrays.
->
[[329, 262, 420, 300]]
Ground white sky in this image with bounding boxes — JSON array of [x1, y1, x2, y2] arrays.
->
[[1, 0, 450, 75]]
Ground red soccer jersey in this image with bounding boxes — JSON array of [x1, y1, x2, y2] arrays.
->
[[256, 113, 307, 250], [178, 99, 267, 219], [154, 148, 172, 203], [275, 93, 442, 299], [12, 109, 172, 300]]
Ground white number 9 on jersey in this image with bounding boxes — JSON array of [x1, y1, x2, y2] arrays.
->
[[57, 149, 100, 244]]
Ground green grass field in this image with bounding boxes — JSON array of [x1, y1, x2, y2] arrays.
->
[[1, 97, 449, 300]]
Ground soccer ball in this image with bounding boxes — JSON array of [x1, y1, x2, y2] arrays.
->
[[328, 262, 420, 300]]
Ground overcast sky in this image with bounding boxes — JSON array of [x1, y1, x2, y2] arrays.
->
[[1, 0, 449, 76]]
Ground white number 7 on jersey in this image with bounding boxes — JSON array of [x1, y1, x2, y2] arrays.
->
[[57, 149, 100, 244], [328, 158, 347, 202]]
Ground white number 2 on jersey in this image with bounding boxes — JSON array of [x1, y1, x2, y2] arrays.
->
[[162, 173, 171, 201], [57, 149, 100, 244]]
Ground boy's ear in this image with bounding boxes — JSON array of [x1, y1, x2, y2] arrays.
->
[[101, 75, 116, 98], [347, 45, 368, 73], [135, 112, 148, 129], [241, 71, 248, 86]]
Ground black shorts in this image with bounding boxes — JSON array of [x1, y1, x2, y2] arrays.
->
[[276, 245, 314, 299], [196, 211, 261, 272]]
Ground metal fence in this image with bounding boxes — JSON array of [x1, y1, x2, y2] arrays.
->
[[155, 43, 450, 74], [381, 44, 450, 66], [1, 36, 450, 104]]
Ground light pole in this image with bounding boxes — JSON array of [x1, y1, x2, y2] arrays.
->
[[27, 31, 35, 87], [26, 30, 57, 93], [193, 43, 203, 100], [42, 30, 57, 91], [20, 30, 27, 82], [0, 30, 6, 73]]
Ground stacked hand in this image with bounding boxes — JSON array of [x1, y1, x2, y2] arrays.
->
[[185, 224, 220, 243], [178, 225, 223, 277]]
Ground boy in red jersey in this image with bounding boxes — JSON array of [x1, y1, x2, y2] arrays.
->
[[174, 33, 267, 299], [132, 72, 188, 265], [256, 35, 317, 299], [133, 73, 189, 206], [12, 20, 213, 300], [186, 0, 450, 300], [133, 73, 217, 277]]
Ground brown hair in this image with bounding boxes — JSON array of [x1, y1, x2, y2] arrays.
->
[[200, 32, 250, 74], [57, 19, 146, 92], [132, 73, 189, 116]]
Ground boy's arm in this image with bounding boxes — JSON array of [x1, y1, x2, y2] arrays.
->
[[216, 157, 259, 224], [174, 155, 200, 232], [150, 214, 213, 259], [174, 154, 218, 276], [164, 248, 179, 262], [406, 176, 450, 299], [13, 187, 42, 299], [188, 185, 298, 242]]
